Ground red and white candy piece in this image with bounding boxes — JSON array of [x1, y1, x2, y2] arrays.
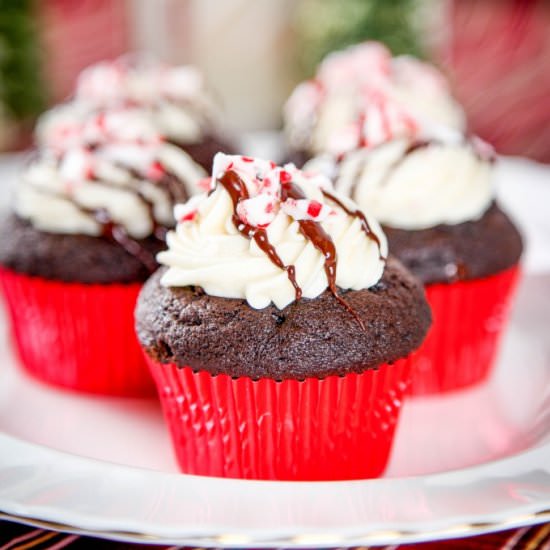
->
[[59, 147, 95, 185], [360, 91, 418, 147], [236, 194, 278, 228], [86, 108, 164, 145], [281, 198, 333, 222], [326, 92, 419, 155], [174, 195, 203, 223], [146, 160, 165, 181], [212, 153, 278, 194]]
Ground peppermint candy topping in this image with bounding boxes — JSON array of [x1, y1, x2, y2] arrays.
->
[[174, 195, 203, 223], [209, 154, 336, 229], [76, 57, 205, 106], [59, 147, 94, 186], [327, 92, 419, 155]]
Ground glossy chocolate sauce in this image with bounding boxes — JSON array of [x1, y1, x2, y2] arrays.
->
[[81, 207, 158, 273], [282, 182, 366, 329], [120, 164, 188, 240], [218, 170, 367, 329], [32, 155, 190, 273], [217, 170, 302, 300], [322, 189, 385, 261]]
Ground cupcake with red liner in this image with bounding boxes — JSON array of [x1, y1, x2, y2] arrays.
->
[[135, 153, 431, 480], [36, 55, 234, 172], [284, 41, 465, 165], [305, 98, 523, 395], [0, 108, 207, 396]]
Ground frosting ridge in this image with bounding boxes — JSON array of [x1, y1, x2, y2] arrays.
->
[[305, 132, 495, 230], [16, 107, 208, 243]]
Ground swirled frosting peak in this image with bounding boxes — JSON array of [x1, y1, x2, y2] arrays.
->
[[158, 153, 388, 311], [284, 41, 465, 156]]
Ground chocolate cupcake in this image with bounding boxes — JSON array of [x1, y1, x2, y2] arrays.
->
[[0, 110, 207, 395], [283, 41, 465, 165], [36, 56, 234, 172], [136, 153, 431, 480], [306, 122, 523, 394]]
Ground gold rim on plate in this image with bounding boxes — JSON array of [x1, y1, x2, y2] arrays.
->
[[1, 508, 549, 546]]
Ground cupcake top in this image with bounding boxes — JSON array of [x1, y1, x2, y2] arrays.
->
[[14, 108, 207, 272], [158, 153, 387, 311], [302, 98, 523, 283], [36, 56, 221, 151], [284, 41, 465, 157]]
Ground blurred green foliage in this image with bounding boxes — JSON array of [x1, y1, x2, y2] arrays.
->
[[0, 0, 46, 121], [294, 0, 424, 77]]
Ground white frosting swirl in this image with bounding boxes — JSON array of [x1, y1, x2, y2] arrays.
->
[[36, 56, 220, 149], [305, 134, 495, 230], [15, 141, 207, 239], [284, 41, 465, 155], [158, 153, 387, 310]]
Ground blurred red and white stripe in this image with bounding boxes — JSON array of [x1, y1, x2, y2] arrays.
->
[[433, 0, 550, 162]]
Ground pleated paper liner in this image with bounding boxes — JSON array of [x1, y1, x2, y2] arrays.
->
[[0, 267, 155, 396], [146, 354, 414, 480], [410, 265, 521, 396]]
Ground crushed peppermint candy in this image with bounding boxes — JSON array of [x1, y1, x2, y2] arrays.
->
[[236, 194, 278, 228], [182, 153, 338, 230], [146, 160, 166, 181], [327, 92, 419, 156], [174, 195, 203, 223], [281, 198, 333, 222], [76, 57, 205, 106], [59, 147, 94, 185], [285, 40, 462, 155], [50, 107, 165, 152], [197, 177, 212, 191]]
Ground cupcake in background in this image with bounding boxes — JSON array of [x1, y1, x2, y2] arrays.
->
[[35, 55, 234, 172], [305, 96, 523, 395], [0, 107, 207, 396], [136, 153, 431, 480], [284, 41, 465, 165]]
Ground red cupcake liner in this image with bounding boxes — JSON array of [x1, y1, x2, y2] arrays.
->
[[410, 265, 521, 396], [145, 354, 414, 480], [0, 267, 155, 396]]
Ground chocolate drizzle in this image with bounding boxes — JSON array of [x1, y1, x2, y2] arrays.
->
[[28, 155, 194, 273], [75, 163, 185, 272], [322, 189, 385, 261], [118, 164, 190, 240], [281, 182, 366, 329], [346, 139, 432, 200], [217, 171, 302, 300], [218, 170, 372, 329], [89, 207, 158, 273]]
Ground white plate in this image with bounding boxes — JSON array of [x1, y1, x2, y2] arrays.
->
[[0, 156, 549, 547]]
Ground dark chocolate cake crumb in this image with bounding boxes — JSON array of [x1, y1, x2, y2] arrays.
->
[[135, 257, 431, 380], [384, 202, 523, 285], [0, 214, 166, 284]]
